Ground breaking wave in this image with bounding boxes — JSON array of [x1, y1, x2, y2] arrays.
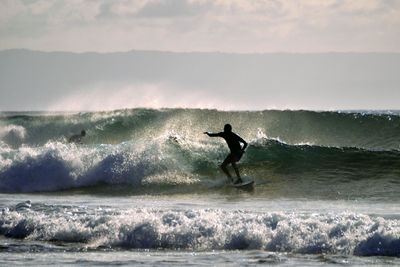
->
[[0, 109, 399, 196]]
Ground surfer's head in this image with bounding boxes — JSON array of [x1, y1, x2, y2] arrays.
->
[[224, 124, 232, 133], [81, 130, 86, 136]]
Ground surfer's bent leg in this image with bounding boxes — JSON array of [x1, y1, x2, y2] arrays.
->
[[231, 159, 242, 183], [232, 152, 243, 183], [221, 155, 233, 181]]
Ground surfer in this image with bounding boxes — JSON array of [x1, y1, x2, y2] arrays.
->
[[68, 130, 86, 144], [204, 124, 248, 184]]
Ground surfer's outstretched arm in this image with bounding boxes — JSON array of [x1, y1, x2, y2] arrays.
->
[[204, 132, 221, 137]]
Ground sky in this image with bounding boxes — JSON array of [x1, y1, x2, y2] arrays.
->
[[1, 0, 400, 53], [0, 0, 400, 111]]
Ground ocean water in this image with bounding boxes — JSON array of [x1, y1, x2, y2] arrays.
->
[[0, 108, 400, 266]]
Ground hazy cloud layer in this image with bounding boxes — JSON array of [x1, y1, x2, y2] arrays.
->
[[1, 0, 400, 52]]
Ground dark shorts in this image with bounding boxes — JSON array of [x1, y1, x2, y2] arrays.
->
[[225, 150, 243, 163]]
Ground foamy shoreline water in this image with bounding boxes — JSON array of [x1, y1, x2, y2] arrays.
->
[[1, 194, 400, 266]]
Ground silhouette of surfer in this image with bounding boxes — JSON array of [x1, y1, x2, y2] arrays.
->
[[204, 124, 248, 184], [68, 130, 86, 144]]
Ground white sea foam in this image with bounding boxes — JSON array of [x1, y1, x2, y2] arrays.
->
[[1, 204, 400, 256], [0, 137, 204, 192], [0, 125, 26, 149]]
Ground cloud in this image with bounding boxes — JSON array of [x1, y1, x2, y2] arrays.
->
[[96, 0, 211, 20], [135, 0, 211, 18], [1, 0, 400, 52]]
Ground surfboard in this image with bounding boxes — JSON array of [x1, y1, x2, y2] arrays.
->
[[232, 180, 254, 188]]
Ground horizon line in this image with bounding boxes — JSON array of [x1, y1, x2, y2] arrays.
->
[[2, 48, 400, 56]]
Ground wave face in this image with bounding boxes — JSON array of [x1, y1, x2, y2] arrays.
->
[[1, 109, 400, 149], [1, 204, 400, 256], [0, 109, 399, 195]]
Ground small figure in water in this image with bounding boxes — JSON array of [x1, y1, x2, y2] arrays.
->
[[204, 124, 248, 184], [68, 130, 86, 144]]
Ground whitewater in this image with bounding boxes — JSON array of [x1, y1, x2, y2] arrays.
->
[[1, 108, 400, 266]]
